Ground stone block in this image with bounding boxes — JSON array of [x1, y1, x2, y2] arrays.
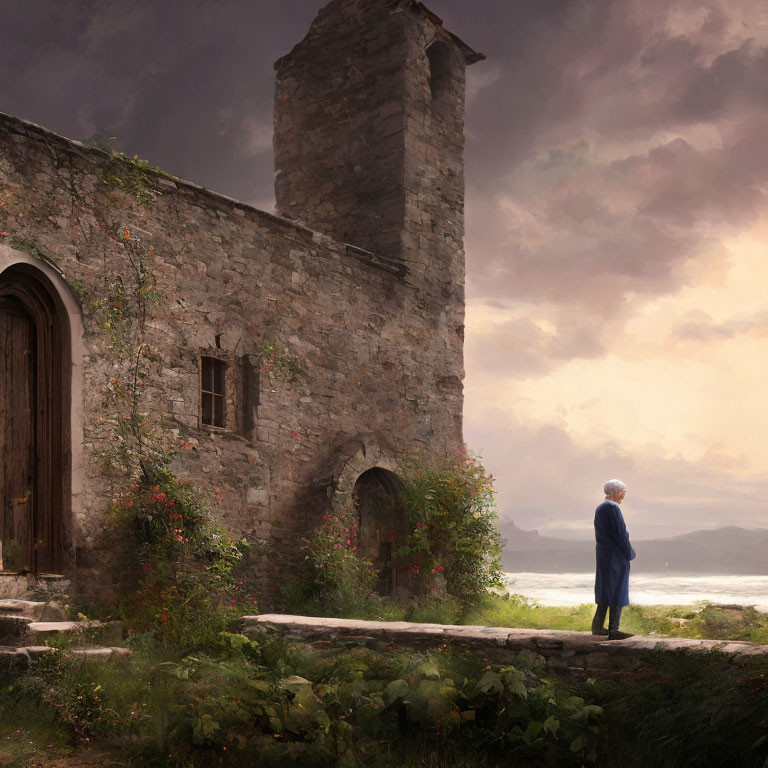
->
[[584, 652, 612, 669]]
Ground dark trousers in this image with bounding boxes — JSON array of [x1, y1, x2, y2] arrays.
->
[[592, 603, 622, 632]]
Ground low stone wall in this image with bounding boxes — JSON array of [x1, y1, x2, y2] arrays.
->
[[241, 614, 768, 678]]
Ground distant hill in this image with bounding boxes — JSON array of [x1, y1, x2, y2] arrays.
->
[[498, 520, 768, 574]]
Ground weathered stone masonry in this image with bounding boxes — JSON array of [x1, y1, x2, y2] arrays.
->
[[0, 0, 483, 599]]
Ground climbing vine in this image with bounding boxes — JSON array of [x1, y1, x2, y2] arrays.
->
[[255, 338, 308, 381], [89, 225, 173, 480], [82, 223, 252, 644], [98, 152, 172, 209]]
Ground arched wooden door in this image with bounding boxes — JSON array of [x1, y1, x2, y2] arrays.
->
[[354, 467, 409, 599], [0, 266, 69, 574]]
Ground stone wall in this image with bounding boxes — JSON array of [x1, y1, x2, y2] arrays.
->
[[0, 110, 465, 599], [242, 614, 768, 679]]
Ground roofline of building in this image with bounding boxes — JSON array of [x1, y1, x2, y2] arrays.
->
[[411, 1, 486, 64], [275, 0, 486, 71], [0, 111, 408, 279]]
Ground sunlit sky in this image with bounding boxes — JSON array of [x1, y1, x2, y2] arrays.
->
[[2, 0, 768, 540]]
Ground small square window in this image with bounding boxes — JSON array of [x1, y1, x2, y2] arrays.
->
[[201, 356, 226, 428]]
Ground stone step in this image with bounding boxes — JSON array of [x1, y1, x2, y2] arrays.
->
[[24, 620, 123, 646], [0, 599, 67, 621], [0, 614, 35, 640], [0, 572, 70, 600], [0, 644, 132, 671]]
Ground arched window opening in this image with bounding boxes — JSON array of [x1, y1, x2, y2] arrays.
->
[[427, 41, 453, 102], [353, 467, 408, 599]]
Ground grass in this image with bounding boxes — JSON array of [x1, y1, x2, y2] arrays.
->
[[401, 593, 768, 644], [296, 587, 768, 645]]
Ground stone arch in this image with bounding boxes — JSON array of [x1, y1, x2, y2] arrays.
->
[[331, 434, 399, 511], [0, 245, 84, 575], [330, 435, 411, 599]]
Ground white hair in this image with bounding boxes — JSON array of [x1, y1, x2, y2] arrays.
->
[[604, 479, 627, 497]]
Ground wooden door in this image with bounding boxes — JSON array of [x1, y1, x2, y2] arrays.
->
[[0, 295, 36, 572]]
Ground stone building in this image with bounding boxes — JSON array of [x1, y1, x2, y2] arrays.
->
[[0, 0, 483, 600]]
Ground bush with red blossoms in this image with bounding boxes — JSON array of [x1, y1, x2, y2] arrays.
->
[[109, 465, 253, 651], [281, 508, 402, 619], [397, 452, 504, 608]]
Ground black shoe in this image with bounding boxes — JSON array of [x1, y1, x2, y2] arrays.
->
[[591, 626, 609, 636], [608, 630, 634, 641]]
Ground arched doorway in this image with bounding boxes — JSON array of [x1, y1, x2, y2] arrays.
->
[[353, 467, 408, 599], [0, 264, 71, 574]]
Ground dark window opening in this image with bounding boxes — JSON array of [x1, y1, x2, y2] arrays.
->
[[427, 41, 452, 101], [201, 356, 226, 428], [238, 354, 260, 439]]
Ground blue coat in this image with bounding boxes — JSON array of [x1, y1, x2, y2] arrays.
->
[[594, 500, 636, 607]]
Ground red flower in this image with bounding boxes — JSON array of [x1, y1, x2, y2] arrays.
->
[[437, 566, 444, 572], [230, 599, 237, 605]]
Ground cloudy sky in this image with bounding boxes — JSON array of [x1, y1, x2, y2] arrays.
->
[[2, 0, 767, 540]]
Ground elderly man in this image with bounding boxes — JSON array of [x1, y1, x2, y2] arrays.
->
[[592, 479, 636, 640]]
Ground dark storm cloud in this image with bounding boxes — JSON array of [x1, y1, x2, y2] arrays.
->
[[454, 0, 768, 370], [0, 0, 321, 206]]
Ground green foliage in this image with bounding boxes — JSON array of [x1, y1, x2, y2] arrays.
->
[[282, 508, 402, 620], [98, 152, 170, 208], [8, 234, 46, 261], [284, 453, 503, 618], [4, 623, 768, 767], [405, 593, 463, 625], [397, 452, 504, 608], [256, 339, 308, 381], [0, 640, 607, 767], [678, 604, 768, 643], [110, 465, 252, 653], [591, 652, 768, 768]]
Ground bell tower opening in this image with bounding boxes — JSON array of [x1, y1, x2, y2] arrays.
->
[[427, 41, 453, 102]]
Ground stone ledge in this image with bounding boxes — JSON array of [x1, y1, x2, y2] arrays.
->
[[239, 614, 768, 677], [0, 644, 132, 671]]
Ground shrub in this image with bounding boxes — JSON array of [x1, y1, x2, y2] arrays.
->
[[284, 452, 504, 618], [109, 465, 253, 653], [282, 507, 403, 620], [397, 451, 504, 608]]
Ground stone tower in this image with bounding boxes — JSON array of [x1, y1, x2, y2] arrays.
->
[[274, 0, 483, 447]]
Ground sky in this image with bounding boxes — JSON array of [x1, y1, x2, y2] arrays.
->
[[1, 0, 767, 541]]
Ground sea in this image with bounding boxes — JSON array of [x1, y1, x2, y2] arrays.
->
[[503, 572, 768, 611]]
